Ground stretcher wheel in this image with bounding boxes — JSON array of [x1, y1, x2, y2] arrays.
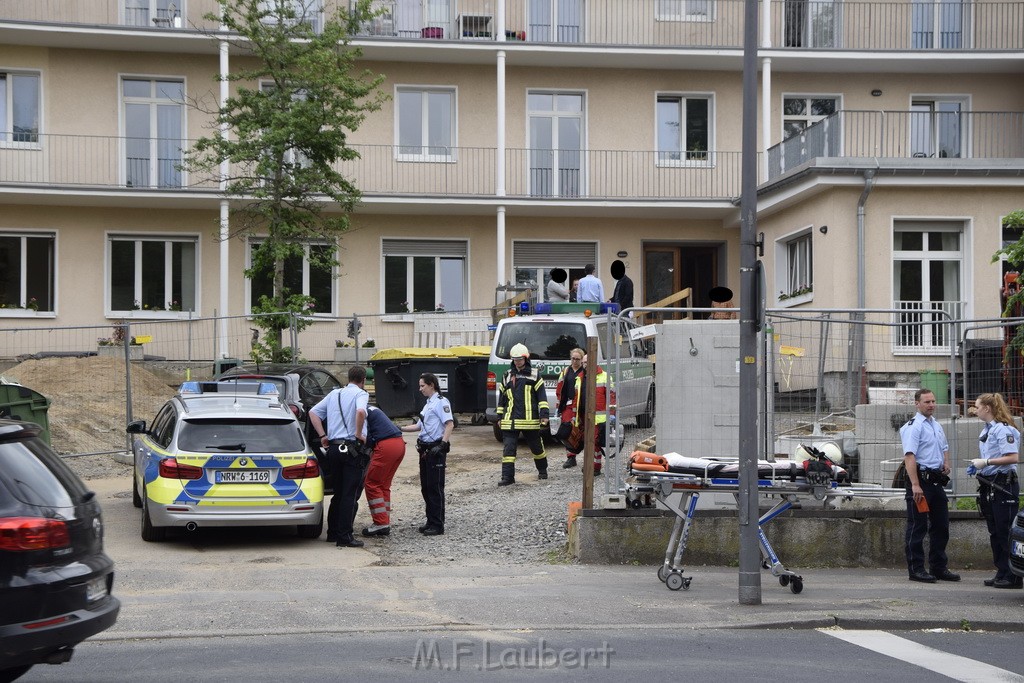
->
[[666, 572, 686, 591], [790, 578, 803, 594], [657, 565, 671, 583], [778, 575, 790, 587], [630, 498, 645, 509]]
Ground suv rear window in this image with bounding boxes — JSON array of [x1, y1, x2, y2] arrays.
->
[[496, 321, 589, 360], [177, 418, 307, 453], [0, 437, 90, 507]]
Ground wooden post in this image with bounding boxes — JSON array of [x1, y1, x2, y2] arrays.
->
[[582, 336, 598, 509]]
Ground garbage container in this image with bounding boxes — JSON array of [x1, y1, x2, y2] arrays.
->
[[919, 369, 950, 404], [449, 345, 491, 418], [0, 382, 51, 445], [368, 348, 460, 417], [962, 339, 1003, 400]]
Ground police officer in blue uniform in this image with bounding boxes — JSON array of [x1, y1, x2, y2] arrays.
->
[[401, 373, 453, 536], [900, 387, 960, 583], [968, 392, 1021, 588]]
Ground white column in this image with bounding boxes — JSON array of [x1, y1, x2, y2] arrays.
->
[[760, 56, 771, 183], [218, 24, 230, 358], [496, 49, 507, 290]]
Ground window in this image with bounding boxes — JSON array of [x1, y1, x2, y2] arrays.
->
[[912, 0, 968, 49], [0, 232, 54, 312], [123, 0, 180, 27], [396, 87, 455, 159], [108, 235, 197, 313], [259, 0, 323, 31], [122, 78, 184, 188], [0, 71, 40, 144], [775, 229, 813, 304], [382, 239, 466, 313], [248, 241, 335, 315], [784, 0, 840, 47], [513, 240, 597, 302], [910, 98, 966, 159], [656, 0, 712, 21], [528, 0, 583, 43], [259, 81, 311, 170], [782, 96, 838, 140], [657, 94, 710, 164], [893, 221, 964, 352], [528, 91, 584, 196]]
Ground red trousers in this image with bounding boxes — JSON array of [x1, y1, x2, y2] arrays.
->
[[364, 436, 406, 526]]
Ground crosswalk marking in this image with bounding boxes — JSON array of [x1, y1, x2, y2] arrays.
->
[[820, 629, 1024, 682]]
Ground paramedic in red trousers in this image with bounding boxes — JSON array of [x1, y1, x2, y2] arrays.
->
[[568, 354, 614, 476], [900, 388, 960, 583], [496, 343, 550, 485], [309, 365, 369, 549], [968, 392, 1021, 588], [555, 347, 585, 469], [400, 373, 453, 536], [360, 405, 406, 538]]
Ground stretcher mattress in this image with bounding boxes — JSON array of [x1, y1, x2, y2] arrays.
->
[[630, 452, 848, 482]]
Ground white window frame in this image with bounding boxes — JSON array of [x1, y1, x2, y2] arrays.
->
[[655, 92, 714, 167], [909, 94, 970, 159], [258, 0, 323, 31], [394, 86, 457, 162], [122, 0, 182, 28], [891, 219, 968, 354], [781, 94, 840, 141], [512, 239, 597, 301], [245, 239, 336, 316], [381, 238, 468, 319], [655, 0, 713, 22], [0, 70, 41, 147], [119, 75, 187, 189], [106, 233, 200, 318], [0, 230, 56, 317], [774, 227, 813, 307]]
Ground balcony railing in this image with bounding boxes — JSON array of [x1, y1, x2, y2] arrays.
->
[[0, 135, 743, 200], [3, 0, 1022, 51], [893, 300, 964, 354], [767, 110, 1024, 180]]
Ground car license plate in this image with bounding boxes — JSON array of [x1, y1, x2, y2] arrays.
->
[[1014, 540, 1024, 559], [544, 379, 558, 391], [215, 470, 271, 484], [86, 576, 107, 602]]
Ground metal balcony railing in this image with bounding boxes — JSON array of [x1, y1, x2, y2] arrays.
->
[[4, 0, 1022, 51], [893, 300, 964, 354], [767, 110, 1024, 180], [0, 135, 743, 200]]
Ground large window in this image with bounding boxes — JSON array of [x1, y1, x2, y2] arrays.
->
[[657, 94, 710, 164], [912, 0, 968, 48], [656, 0, 712, 21], [122, 78, 184, 188], [893, 222, 964, 352], [528, 0, 583, 43], [528, 91, 584, 197], [108, 235, 197, 314], [248, 241, 334, 315], [0, 232, 54, 312], [513, 240, 597, 302], [784, 0, 840, 47], [0, 71, 40, 144], [123, 0, 180, 27], [396, 87, 455, 160], [258, 0, 323, 31], [775, 229, 813, 304], [782, 96, 838, 140], [910, 97, 966, 159], [383, 239, 466, 313]]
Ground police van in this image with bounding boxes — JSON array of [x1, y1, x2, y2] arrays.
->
[[485, 303, 655, 442]]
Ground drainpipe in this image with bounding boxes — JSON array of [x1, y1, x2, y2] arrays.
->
[[857, 169, 875, 309], [849, 169, 875, 407]]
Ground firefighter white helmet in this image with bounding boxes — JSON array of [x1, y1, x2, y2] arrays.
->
[[794, 441, 843, 465], [510, 343, 530, 358]]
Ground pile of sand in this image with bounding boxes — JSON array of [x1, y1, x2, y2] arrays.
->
[[5, 356, 176, 455]]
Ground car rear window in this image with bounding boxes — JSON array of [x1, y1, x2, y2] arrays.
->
[[220, 376, 288, 396], [0, 437, 90, 507], [495, 322, 589, 360], [177, 418, 307, 453]]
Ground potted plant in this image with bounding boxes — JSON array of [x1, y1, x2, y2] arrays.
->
[[97, 322, 144, 359]]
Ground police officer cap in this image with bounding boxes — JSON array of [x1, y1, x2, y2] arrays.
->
[[510, 343, 530, 358]]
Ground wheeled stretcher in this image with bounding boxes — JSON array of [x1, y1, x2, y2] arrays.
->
[[625, 450, 852, 594]]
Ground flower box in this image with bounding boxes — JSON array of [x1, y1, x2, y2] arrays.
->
[[97, 345, 144, 360], [334, 347, 366, 363]]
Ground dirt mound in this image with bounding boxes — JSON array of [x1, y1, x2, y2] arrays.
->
[[4, 356, 176, 455]]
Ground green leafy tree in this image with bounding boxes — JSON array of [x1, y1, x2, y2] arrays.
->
[[187, 0, 386, 361], [992, 210, 1024, 351]]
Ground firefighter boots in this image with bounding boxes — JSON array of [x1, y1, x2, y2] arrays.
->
[[498, 462, 515, 486], [562, 455, 577, 469], [536, 457, 549, 480]]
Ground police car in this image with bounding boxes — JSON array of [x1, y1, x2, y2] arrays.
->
[[127, 381, 324, 542]]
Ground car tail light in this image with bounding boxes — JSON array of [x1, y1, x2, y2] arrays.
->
[[289, 403, 301, 418], [283, 458, 320, 480], [0, 517, 71, 551], [159, 458, 204, 480], [487, 371, 496, 391]]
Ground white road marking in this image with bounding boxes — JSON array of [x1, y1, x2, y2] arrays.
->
[[820, 629, 1024, 682]]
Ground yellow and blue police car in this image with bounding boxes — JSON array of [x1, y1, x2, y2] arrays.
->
[[127, 381, 324, 542]]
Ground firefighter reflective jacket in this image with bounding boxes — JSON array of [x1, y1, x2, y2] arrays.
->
[[572, 365, 615, 427], [497, 361, 550, 431]]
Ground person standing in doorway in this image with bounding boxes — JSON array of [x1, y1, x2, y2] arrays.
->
[[576, 263, 604, 303], [609, 260, 634, 313], [401, 373, 453, 536]]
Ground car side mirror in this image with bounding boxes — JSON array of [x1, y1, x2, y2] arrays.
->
[[126, 419, 148, 434]]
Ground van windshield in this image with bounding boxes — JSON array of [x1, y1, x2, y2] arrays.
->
[[495, 321, 591, 360]]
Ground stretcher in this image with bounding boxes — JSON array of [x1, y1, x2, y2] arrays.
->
[[624, 448, 855, 594]]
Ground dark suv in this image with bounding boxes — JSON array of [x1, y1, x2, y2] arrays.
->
[[0, 420, 120, 682]]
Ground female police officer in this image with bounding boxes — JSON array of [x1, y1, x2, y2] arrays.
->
[[969, 392, 1021, 588], [401, 373, 453, 536]]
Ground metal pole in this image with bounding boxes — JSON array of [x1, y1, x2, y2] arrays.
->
[[123, 320, 134, 456], [582, 336, 598, 509], [738, 0, 762, 606]]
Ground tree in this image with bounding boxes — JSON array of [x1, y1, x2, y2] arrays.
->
[[187, 0, 385, 362]]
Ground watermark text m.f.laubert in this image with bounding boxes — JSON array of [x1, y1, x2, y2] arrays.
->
[[413, 637, 615, 671]]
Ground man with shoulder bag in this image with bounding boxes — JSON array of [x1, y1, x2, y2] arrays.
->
[[309, 365, 371, 548]]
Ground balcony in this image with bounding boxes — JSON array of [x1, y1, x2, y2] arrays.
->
[[2, 0, 1022, 51], [0, 135, 743, 201], [893, 300, 965, 354], [767, 110, 1024, 180]]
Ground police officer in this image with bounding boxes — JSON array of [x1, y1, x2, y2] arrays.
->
[[900, 388, 960, 583], [496, 343, 550, 486], [401, 372, 453, 536], [969, 392, 1021, 588]]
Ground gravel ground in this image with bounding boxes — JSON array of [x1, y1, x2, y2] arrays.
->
[[63, 420, 654, 566]]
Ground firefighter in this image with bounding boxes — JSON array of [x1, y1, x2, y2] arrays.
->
[[567, 354, 615, 476], [555, 348, 586, 468], [496, 343, 550, 486]]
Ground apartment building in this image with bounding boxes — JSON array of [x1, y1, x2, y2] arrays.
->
[[0, 0, 1022, 360]]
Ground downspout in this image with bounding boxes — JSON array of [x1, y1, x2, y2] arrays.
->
[[850, 169, 875, 408], [857, 169, 875, 309]]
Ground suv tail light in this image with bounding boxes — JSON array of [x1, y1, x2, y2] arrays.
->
[[0, 517, 71, 551], [486, 371, 496, 391], [159, 458, 204, 480], [288, 403, 301, 418], [283, 458, 320, 480]]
